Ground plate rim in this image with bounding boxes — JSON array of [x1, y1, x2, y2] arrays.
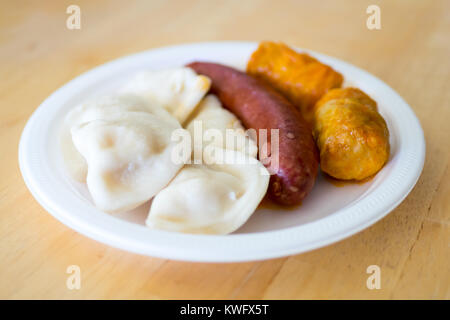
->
[[18, 41, 425, 262]]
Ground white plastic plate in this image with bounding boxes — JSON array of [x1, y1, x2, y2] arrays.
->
[[19, 42, 425, 262]]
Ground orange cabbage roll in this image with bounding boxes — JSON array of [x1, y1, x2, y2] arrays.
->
[[247, 41, 343, 125], [313, 88, 390, 181]]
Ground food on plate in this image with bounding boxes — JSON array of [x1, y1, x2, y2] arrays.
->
[[120, 67, 211, 124], [313, 88, 390, 180], [59, 49, 391, 236], [186, 94, 258, 158], [69, 97, 189, 212], [247, 41, 343, 125], [146, 147, 269, 234], [188, 62, 319, 206]]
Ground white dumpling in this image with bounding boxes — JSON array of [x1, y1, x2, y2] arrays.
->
[[146, 147, 269, 234], [186, 95, 258, 158], [65, 94, 178, 128], [62, 94, 179, 182], [71, 112, 189, 212], [120, 67, 211, 124]]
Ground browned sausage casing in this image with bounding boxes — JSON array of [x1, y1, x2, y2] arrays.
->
[[188, 62, 319, 206]]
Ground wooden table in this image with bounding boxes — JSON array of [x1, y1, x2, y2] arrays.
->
[[1, 0, 448, 299]]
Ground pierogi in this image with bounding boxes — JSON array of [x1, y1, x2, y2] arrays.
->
[[62, 94, 179, 181], [146, 148, 269, 234], [71, 111, 188, 212], [120, 67, 211, 124]]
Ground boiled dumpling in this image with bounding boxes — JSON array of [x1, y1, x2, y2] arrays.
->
[[62, 94, 179, 182], [146, 147, 269, 234], [71, 111, 189, 212], [186, 95, 258, 158], [65, 94, 179, 128], [120, 67, 211, 124]]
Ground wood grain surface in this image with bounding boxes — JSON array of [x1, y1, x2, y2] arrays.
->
[[0, 0, 449, 299]]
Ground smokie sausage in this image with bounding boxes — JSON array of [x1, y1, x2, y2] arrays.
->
[[188, 62, 319, 205]]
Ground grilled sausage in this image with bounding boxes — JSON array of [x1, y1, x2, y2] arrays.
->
[[188, 62, 319, 205]]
